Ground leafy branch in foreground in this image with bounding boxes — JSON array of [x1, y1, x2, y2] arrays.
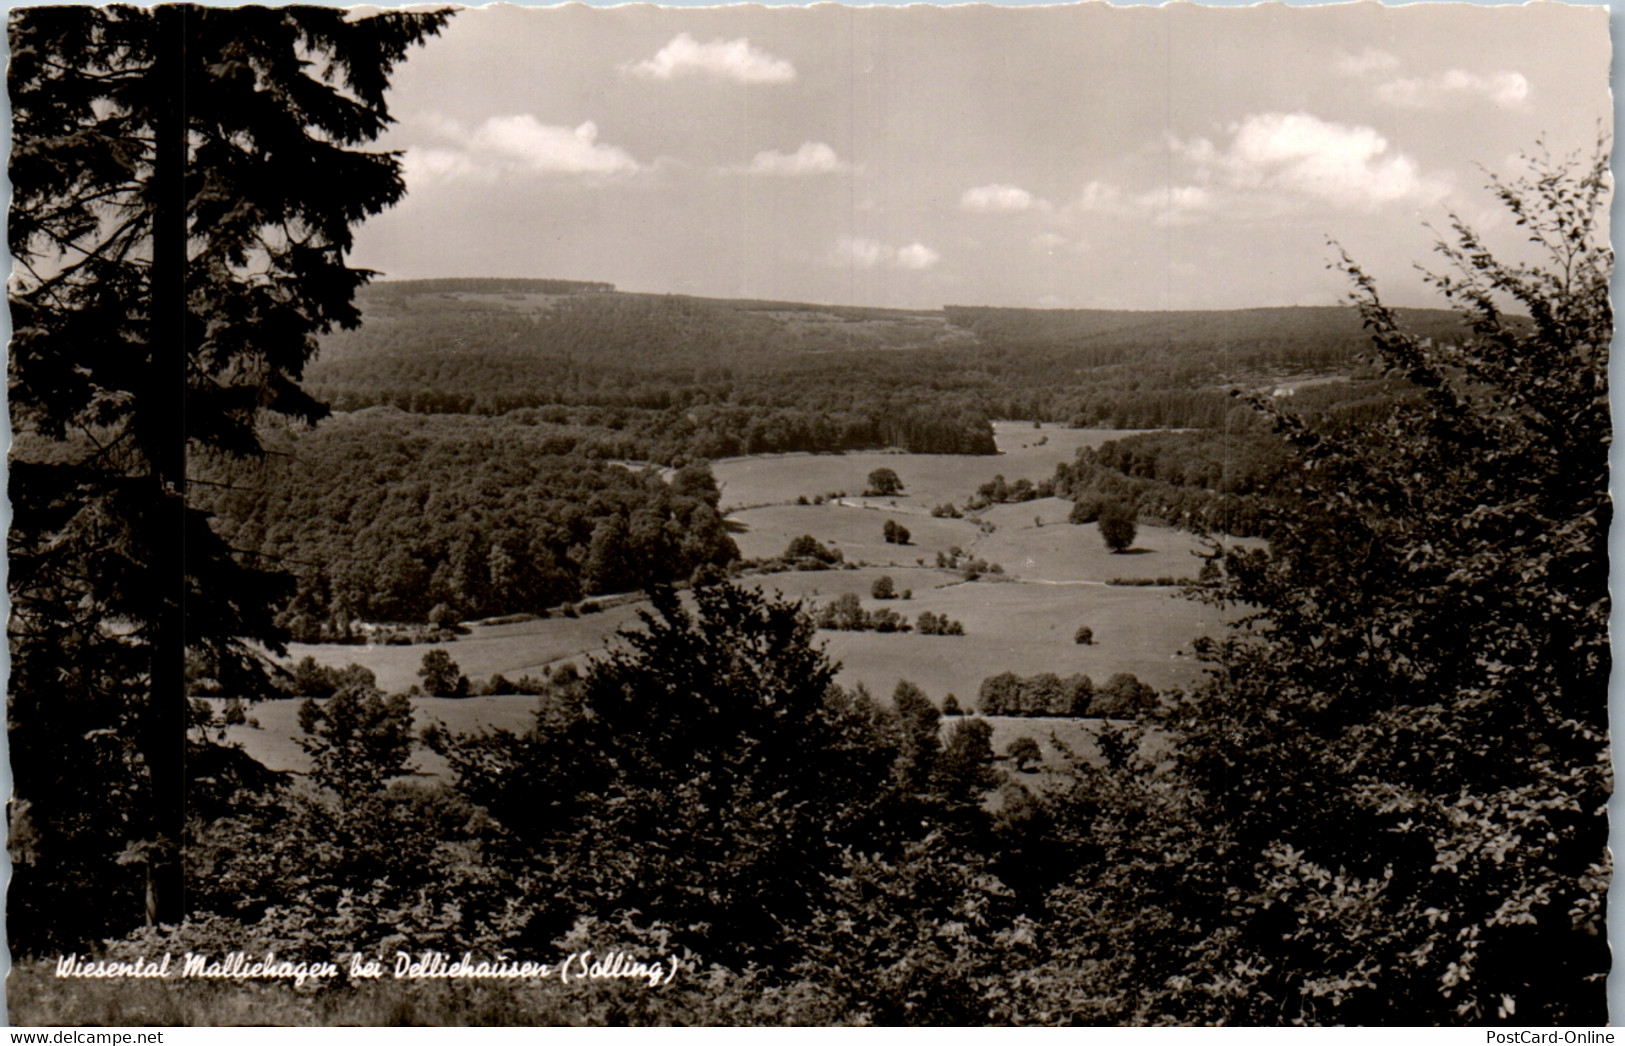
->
[[1047, 142, 1611, 1025]]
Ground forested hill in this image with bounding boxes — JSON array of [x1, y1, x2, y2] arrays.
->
[[942, 304, 1465, 373], [307, 281, 1466, 431]]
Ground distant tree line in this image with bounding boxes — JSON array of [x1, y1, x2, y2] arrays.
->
[[305, 284, 1456, 443], [368, 277, 615, 297], [977, 671, 1156, 718], [809, 592, 964, 636]]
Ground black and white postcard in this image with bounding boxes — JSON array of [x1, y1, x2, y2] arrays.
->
[[6, 0, 1613, 1028]]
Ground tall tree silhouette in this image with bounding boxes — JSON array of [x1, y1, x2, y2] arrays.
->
[[7, 4, 449, 949]]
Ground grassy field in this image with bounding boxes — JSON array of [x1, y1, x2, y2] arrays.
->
[[237, 558, 1220, 777], [727, 501, 981, 564], [730, 497, 1240, 584], [972, 504, 1234, 583], [737, 561, 1221, 698], [284, 601, 648, 695], [710, 421, 1140, 512], [808, 578, 1218, 697], [246, 425, 1242, 782]]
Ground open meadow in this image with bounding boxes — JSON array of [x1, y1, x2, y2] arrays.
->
[[238, 561, 1224, 778], [730, 496, 1241, 584], [809, 577, 1219, 697], [710, 421, 1140, 512], [972, 503, 1237, 583], [283, 601, 648, 695], [250, 428, 1241, 779], [221, 695, 539, 777], [726, 501, 980, 563]]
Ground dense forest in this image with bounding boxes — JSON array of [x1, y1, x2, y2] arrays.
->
[[306, 289, 998, 452], [306, 282, 1464, 433], [198, 411, 737, 637], [196, 287, 1458, 627]]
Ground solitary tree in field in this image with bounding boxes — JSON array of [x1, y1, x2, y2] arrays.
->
[[872, 575, 897, 599], [866, 467, 904, 496], [1097, 499, 1137, 553], [418, 648, 469, 698], [6, 5, 449, 945]]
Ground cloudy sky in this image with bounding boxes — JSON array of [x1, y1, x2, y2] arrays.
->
[[352, 3, 1611, 311]]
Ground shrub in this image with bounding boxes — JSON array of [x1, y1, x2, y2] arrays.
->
[[1090, 672, 1155, 717], [916, 611, 965, 637], [865, 468, 904, 497], [785, 534, 842, 564], [1007, 736, 1043, 772]]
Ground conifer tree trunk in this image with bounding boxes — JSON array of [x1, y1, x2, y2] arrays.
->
[[142, 3, 190, 927]]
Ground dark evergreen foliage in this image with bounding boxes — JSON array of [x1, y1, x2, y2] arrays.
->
[[6, 3, 448, 948]]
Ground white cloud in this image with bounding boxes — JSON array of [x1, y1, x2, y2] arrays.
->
[[1334, 48, 1400, 77], [831, 236, 941, 271], [834, 236, 888, 269], [1133, 184, 1214, 226], [1376, 70, 1530, 109], [1173, 112, 1445, 210], [1063, 178, 1208, 225], [628, 32, 795, 84], [960, 183, 1045, 213], [1072, 180, 1124, 214], [406, 114, 641, 184], [742, 142, 849, 176], [1031, 231, 1069, 251], [894, 243, 941, 270]]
